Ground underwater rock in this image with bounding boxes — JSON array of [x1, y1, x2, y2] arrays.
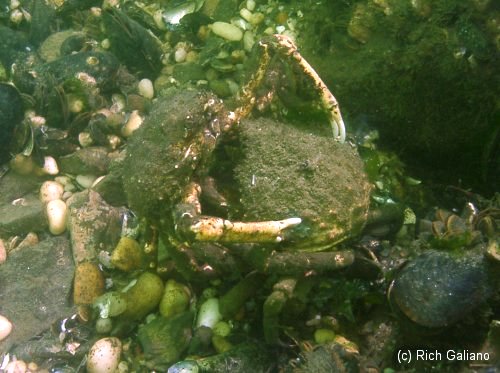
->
[[138, 311, 194, 370], [0, 171, 40, 206], [58, 146, 111, 175], [121, 272, 164, 320], [0, 193, 47, 236], [390, 250, 493, 327], [66, 190, 125, 264], [73, 261, 105, 305], [0, 236, 75, 353]]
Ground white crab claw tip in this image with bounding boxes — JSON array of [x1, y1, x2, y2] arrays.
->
[[284, 217, 302, 226]]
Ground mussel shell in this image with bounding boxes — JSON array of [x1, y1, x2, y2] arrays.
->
[[390, 250, 491, 328], [0, 83, 24, 164]]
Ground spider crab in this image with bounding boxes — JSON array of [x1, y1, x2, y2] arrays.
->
[[122, 35, 378, 342]]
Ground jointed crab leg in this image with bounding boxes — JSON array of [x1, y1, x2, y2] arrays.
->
[[175, 182, 302, 243], [271, 35, 346, 142], [235, 34, 346, 142], [189, 216, 302, 243]]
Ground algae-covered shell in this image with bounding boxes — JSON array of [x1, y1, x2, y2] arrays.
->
[[389, 250, 491, 327]]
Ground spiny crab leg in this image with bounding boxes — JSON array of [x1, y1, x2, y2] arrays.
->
[[175, 182, 302, 243], [272, 34, 346, 143]]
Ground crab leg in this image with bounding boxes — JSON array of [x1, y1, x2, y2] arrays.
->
[[271, 34, 346, 143], [188, 216, 302, 243], [175, 182, 301, 243]]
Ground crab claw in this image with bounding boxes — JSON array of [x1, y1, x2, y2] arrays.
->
[[188, 217, 302, 243]]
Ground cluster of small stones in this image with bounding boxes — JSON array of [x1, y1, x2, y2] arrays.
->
[[151, 0, 302, 96]]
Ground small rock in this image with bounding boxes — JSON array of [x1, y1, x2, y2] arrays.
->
[[87, 337, 122, 373], [66, 190, 125, 263], [58, 146, 110, 175], [0, 193, 47, 236], [210, 22, 243, 41], [0, 236, 74, 352]]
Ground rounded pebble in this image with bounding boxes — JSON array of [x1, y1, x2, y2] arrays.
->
[[0, 314, 13, 341], [40, 180, 64, 203], [121, 110, 143, 137], [196, 298, 221, 329], [174, 47, 187, 63], [138, 78, 154, 99], [76, 174, 97, 189], [46, 199, 67, 235], [211, 22, 243, 41], [42, 156, 59, 175], [87, 337, 122, 373]]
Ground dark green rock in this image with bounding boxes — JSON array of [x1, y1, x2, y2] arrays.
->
[[138, 311, 194, 370]]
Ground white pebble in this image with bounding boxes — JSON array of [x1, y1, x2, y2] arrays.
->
[[246, 0, 256, 11], [0, 238, 7, 264], [211, 22, 243, 41], [78, 131, 94, 147], [0, 314, 13, 341], [101, 38, 111, 49], [121, 110, 143, 137], [10, 0, 20, 9], [46, 199, 67, 235], [42, 156, 59, 175], [76, 174, 97, 189], [174, 47, 187, 63], [40, 181, 64, 203], [196, 298, 221, 329], [138, 78, 154, 99], [87, 337, 122, 373]]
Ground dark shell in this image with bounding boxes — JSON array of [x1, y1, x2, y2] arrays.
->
[[390, 250, 491, 328], [0, 83, 24, 164]]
